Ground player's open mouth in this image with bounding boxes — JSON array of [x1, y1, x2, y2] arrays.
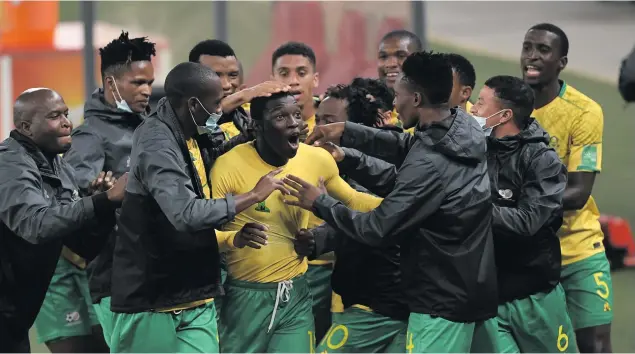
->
[[287, 132, 300, 149], [524, 65, 542, 78], [386, 72, 399, 78], [289, 90, 303, 100]]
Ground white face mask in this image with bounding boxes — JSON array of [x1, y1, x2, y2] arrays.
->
[[109, 77, 133, 113], [472, 109, 506, 136]]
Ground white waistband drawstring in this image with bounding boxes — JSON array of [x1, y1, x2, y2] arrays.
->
[[267, 280, 293, 333]]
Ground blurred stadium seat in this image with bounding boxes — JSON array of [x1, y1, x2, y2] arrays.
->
[[601, 214, 635, 269], [246, 1, 329, 86]]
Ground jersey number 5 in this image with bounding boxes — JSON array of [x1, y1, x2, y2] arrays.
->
[[593, 272, 610, 299]]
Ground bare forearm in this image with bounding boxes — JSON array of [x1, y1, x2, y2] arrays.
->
[[233, 191, 260, 214], [221, 90, 252, 113]]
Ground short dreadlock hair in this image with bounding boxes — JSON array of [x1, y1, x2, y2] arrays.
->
[[325, 83, 382, 128], [99, 31, 156, 80], [350, 77, 394, 112]]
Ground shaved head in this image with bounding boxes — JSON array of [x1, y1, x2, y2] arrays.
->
[[13, 88, 72, 155], [13, 88, 61, 126]]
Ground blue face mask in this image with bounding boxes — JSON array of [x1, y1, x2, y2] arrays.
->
[[189, 97, 222, 129], [109, 77, 133, 113]]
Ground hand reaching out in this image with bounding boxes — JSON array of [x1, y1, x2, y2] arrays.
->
[[283, 175, 327, 211]]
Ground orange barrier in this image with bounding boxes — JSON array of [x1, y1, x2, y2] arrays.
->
[[0, 1, 58, 52], [600, 215, 635, 267]]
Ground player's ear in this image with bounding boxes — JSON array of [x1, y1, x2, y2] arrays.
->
[[558, 56, 568, 72], [312, 72, 319, 89], [461, 86, 473, 103]]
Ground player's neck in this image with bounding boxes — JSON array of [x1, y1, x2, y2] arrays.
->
[[255, 138, 289, 167], [532, 79, 561, 110], [301, 102, 315, 121], [418, 107, 452, 126]]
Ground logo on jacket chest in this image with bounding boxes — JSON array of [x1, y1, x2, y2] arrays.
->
[[498, 189, 513, 199], [126, 156, 130, 168]]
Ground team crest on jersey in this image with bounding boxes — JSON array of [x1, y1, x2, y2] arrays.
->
[[549, 136, 559, 150], [255, 201, 271, 213]]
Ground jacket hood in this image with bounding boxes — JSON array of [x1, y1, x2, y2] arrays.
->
[[488, 118, 549, 150], [83, 89, 145, 125], [417, 108, 487, 164]]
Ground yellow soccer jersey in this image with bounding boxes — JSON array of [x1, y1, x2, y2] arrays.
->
[[218, 103, 252, 140], [305, 115, 316, 136], [211, 142, 382, 283], [187, 138, 210, 199], [532, 81, 605, 265]]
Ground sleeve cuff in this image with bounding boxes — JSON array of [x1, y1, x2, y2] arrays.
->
[[89, 192, 117, 220], [341, 121, 360, 148], [225, 193, 237, 222], [338, 147, 361, 172], [313, 193, 341, 220]]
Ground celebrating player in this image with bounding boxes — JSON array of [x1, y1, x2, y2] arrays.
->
[[287, 52, 499, 353], [521, 23, 612, 353], [62, 32, 156, 349], [444, 53, 476, 112], [211, 91, 381, 353], [0, 88, 126, 352], [109, 62, 287, 352], [471, 75, 576, 352]]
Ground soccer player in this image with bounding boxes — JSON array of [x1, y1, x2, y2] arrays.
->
[[471, 75, 576, 352], [109, 62, 287, 353], [377, 30, 422, 131], [444, 53, 476, 112], [211, 91, 382, 353], [189, 39, 289, 139], [349, 78, 400, 129], [270, 40, 332, 338], [271, 41, 320, 137], [61, 32, 155, 349], [521, 23, 612, 353], [308, 83, 407, 353], [0, 88, 126, 352], [286, 52, 499, 353]]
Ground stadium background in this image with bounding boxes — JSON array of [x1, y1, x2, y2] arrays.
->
[[1, 1, 631, 351]]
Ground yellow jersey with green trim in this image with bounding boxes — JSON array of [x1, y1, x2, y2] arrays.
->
[[532, 81, 605, 265], [305, 114, 316, 136], [211, 142, 382, 283]]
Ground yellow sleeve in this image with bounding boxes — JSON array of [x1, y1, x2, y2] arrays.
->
[[568, 108, 603, 173], [316, 148, 383, 212], [210, 156, 239, 250]]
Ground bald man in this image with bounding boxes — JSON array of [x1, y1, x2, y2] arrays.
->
[[109, 62, 287, 352], [0, 88, 127, 352]]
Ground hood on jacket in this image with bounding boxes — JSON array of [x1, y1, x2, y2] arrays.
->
[[417, 108, 487, 164], [487, 118, 550, 150], [83, 89, 145, 125]]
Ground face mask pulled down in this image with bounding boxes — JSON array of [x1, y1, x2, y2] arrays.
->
[[110, 77, 133, 113], [189, 97, 222, 130]]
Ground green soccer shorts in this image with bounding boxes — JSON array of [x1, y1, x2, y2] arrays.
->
[[34, 256, 99, 343], [406, 313, 499, 353], [497, 284, 577, 353], [561, 251, 614, 329], [109, 301, 219, 353], [306, 263, 334, 341], [219, 274, 315, 353], [215, 267, 228, 324], [316, 305, 406, 353], [93, 296, 114, 348]]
